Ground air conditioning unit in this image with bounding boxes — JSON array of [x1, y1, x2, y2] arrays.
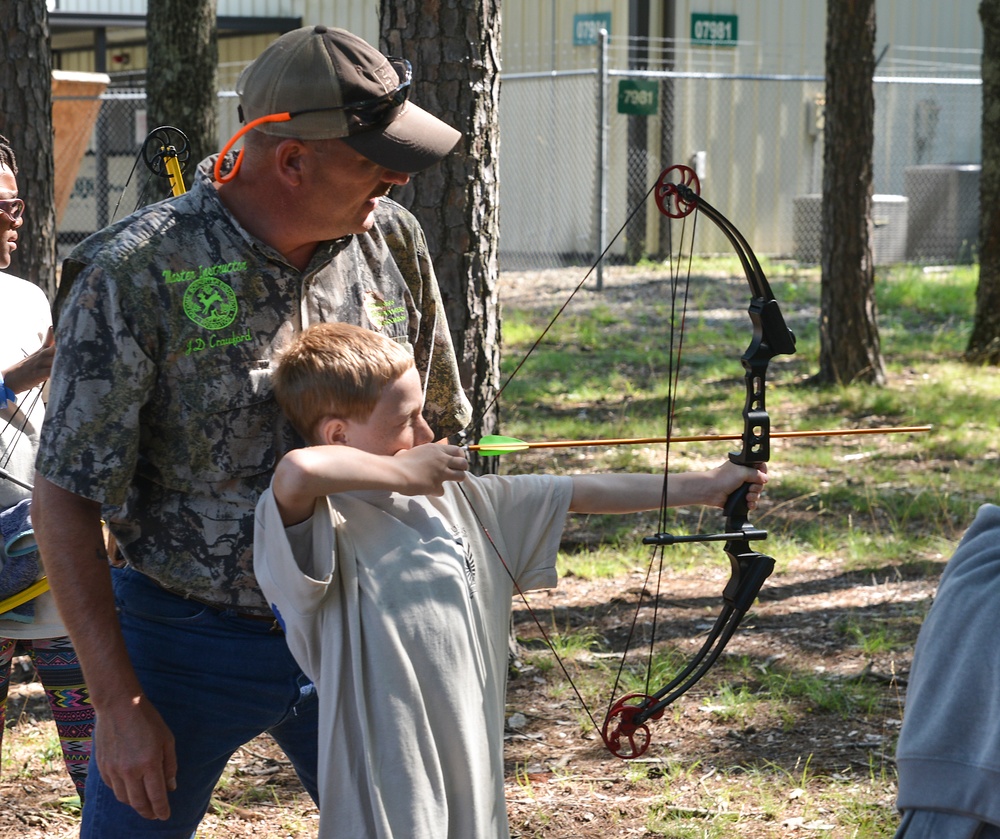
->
[[793, 194, 908, 266], [904, 165, 980, 263], [872, 195, 909, 265]]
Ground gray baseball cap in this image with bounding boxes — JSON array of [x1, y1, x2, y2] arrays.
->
[[235, 25, 461, 173]]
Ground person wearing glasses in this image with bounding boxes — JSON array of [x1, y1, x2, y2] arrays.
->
[[32, 26, 471, 837], [0, 133, 94, 804]]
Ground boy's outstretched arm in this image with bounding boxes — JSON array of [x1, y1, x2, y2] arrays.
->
[[272, 444, 469, 525], [568, 460, 767, 515]]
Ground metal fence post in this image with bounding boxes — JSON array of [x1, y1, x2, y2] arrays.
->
[[596, 28, 609, 291]]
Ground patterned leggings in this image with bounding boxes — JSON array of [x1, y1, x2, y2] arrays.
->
[[0, 635, 94, 800]]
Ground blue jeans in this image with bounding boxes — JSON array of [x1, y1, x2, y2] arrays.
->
[[81, 566, 319, 838], [895, 810, 1000, 839]]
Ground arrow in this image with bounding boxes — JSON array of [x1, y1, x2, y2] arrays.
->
[[0, 462, 33, 491], [468, 425, 933, 456]]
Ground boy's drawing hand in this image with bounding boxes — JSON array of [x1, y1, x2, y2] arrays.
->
[[393, 443, 469, 496]]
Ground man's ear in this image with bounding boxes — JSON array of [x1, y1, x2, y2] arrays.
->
[[317, 416, 350, 446], [274, 138, 309, 186]]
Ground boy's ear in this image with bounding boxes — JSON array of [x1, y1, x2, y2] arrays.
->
[[317, 416, 350, 446]]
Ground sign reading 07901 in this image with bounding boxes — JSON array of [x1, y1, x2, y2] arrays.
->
[[691, 12, 738, 47]]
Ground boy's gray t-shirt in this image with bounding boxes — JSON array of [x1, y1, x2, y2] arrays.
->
[[254, 472, 573, 839]]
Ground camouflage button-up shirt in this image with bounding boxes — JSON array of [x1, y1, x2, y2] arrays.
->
[[37, 157, 472, 613]]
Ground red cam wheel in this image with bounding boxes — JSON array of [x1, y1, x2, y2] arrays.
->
[[602, 693, 665, 759], [654, 164, 700, 219]]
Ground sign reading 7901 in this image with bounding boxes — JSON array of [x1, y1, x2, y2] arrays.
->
[[691, 13, 738, 47], [617, 79, 658, 116]]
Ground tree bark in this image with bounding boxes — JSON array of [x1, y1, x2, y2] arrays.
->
[[967, 0, 1000, 363], [145, 0, 218, 194], [0, 0, 56, 301], [379, 0, 502, 471], [818, 0, 885, 386]]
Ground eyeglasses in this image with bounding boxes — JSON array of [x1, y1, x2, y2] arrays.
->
[[217, 58, 413, 184], [295, 58, 413, 135], [0, 198, 24, 221]]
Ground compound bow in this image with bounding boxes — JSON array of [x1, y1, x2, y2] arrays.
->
[[597, 163, 797, 758], [477, 163, 797, 760]]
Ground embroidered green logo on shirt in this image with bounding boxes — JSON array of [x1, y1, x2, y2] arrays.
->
[[183, 275, 238, 330]]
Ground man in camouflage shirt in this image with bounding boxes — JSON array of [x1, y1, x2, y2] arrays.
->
[[33, 26, 472, 837]]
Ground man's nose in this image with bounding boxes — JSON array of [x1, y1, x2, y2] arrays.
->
[[381, 168, 411, 186]]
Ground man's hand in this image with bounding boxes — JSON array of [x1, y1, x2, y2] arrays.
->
[[96, 694, 178, 820]]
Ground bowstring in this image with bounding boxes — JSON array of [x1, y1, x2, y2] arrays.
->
[[466, 173, 683, 746], [0, 384, 43, 472], [600, 201, 702, 720], [471, 172, 712, 746], [456, 483, 605, 740], [110, 148, 172, 223], [478, 178, 661, 426], [0, 342, 47, 480]]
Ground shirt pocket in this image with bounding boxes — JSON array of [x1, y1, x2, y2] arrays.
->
[[163, 353, 279, 483]]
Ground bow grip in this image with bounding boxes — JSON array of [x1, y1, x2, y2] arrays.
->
[[722, 476, 755, 523]]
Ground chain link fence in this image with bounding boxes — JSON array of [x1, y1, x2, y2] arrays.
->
[[55, 39, 982, 269], [500, 35, 982, 270]]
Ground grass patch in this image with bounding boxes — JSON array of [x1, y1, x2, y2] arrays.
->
[[498, 260, 987, 837], [497, 262, 990, 571]]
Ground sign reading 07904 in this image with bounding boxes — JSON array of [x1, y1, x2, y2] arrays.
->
[[691, 12, 738, 47]]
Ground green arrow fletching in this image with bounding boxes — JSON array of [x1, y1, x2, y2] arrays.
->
[[474, 435, 530, 455]]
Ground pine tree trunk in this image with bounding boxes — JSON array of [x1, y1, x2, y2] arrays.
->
[[818, 0, 885, 385], [146, 0, 218, 182], [379, 0, 502, 468], [0, 0, 56, 300], [967, 0, 1000, 363]]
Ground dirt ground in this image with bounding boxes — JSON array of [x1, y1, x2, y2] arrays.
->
[[0, 267, 932, 837], [0, 558, 930, 838]]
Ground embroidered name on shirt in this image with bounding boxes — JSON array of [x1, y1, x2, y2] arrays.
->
[[364, 291, 408, 329], [163, 261, 248, 284], [185, 328, 253, 355]]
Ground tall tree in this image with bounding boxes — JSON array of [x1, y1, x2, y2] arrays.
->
[[967, 0, 1000, 363], [145, 0, 218, 187], [817, 0, 885, 386], [0, 0, 56, 300], [379, 0, 502, 462]]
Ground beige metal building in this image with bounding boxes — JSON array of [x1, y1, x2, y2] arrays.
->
[[48, 1, 984, 264]]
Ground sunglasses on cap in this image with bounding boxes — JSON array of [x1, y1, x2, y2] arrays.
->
[[0, 198, 24, 221], [216, 59, 412, 184]]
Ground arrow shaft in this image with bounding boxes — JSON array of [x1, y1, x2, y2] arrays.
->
[[469, 425, 932, 452]]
